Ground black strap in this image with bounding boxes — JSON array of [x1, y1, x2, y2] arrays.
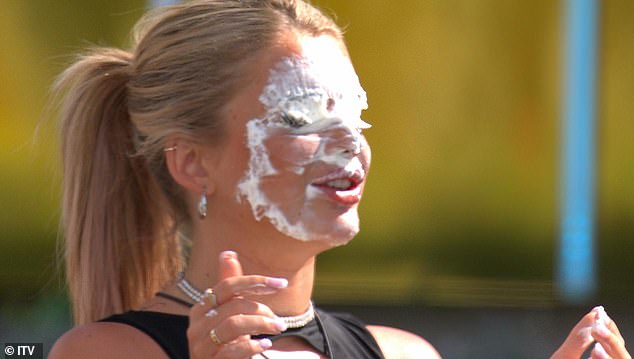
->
[[156, 292, 194, 308], [315, 310, 333, 358]]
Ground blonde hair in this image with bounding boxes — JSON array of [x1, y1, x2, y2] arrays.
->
[[54, 0, 342, 325]]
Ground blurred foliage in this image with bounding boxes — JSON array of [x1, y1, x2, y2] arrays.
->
[[0, 0, 146, 299], [0, 0, 632, 307], [314, 0, 634, 305]]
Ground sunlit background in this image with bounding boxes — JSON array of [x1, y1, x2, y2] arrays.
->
[[1, 0, 632, 357]]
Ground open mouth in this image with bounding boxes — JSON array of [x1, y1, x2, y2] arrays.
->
[[323, 178, 357, 190], [311, 169, 365, 204]]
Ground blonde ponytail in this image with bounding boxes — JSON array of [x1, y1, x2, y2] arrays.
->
[[54, 0, 342, 325], [55, 49, 181, 324]]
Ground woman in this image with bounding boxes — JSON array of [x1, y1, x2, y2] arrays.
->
[[48, 1, 629, 358]]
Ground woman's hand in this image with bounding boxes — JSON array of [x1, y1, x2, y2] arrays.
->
[[187, 251, 288, 358], [551, 306, 631, 359]]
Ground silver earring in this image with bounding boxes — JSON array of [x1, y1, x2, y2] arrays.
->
[[198, 186, 208, 219]]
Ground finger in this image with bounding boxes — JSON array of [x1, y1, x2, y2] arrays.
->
[[608, 320, 623, 339], [188, 300, 279, 353], [216, 298, 277, 319], [590, 342, 611, 359], [189, 276, 288, 319], [593, 306, 623, 340], [551, 310, 597, 359], [187, 315, 225, 356], [218, 250, 243, 280], [214, 338, 273, 359], [592, 322, 631, 359], [188, 325, 251, 357], [214, 315, 288, 343], [598, 307, 623, 339], [187, 325, 224, 359], [216, 275, 288, 301], [196, 298, 277, 326]]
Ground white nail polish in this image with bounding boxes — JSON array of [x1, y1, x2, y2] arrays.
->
[[593, 342, 609, 359], [596, 306, 611, 325], [593, 322, 611, 338], [267, 317, 288, 332], [258, 338, 273, 349], [265, 277, 288, 289]]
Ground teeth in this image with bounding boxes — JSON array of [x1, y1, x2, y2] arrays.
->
[[327, 179, 352, 190]]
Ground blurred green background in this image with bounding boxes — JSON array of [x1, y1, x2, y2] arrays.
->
[[1, 0, 632, 357]]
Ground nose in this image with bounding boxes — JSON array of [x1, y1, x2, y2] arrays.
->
[[323, 124, 363, 158]]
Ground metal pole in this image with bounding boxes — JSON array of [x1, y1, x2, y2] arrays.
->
[[559, 0, 600, 303]]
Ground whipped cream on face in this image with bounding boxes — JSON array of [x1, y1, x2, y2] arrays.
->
[[258, 56, 370, 133], [237, 54, 370, 243]]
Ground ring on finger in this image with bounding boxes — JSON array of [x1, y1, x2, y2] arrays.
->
[[209, 328, 222, 345], [204, 288, 218, 308]]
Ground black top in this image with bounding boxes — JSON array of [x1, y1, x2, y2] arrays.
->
[[99, 307, 385, 359]]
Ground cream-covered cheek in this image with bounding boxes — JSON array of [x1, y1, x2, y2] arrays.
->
[[236, 54, 370, 243], [261, 132, 322, 175]]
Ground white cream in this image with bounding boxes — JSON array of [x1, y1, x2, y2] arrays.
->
[[236, 54, 369, 243]]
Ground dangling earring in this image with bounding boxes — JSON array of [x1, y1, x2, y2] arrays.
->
[[198, 186, 208, 219]]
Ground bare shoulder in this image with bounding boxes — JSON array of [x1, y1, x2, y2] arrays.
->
[[48, 321, 168, 359], [367, 325, 442, 359]]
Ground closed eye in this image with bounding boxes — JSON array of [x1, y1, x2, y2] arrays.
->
[[281, 113, 308, 128]]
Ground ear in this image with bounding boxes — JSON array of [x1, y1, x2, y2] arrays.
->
[[163, 137, 217, 197]]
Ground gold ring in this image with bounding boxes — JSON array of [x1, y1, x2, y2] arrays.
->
[[209, 328, 222, 345], [204, 288, 218, 307]]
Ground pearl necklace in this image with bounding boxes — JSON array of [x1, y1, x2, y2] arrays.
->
[[176, 272, 315, 329]]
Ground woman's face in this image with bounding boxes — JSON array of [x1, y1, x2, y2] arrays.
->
[[220, 34, 371, 247]]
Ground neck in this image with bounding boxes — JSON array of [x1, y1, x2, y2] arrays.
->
[[181, 216, 329, 316]]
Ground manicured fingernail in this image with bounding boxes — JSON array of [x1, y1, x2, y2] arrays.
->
[[594, 323, 611, 338], [220, 251, 237, 260], [597, 307, 612, 325], [265, 277, 288, 289], [268, 317, 287, 331], [258, 338, 273, 349], [593, 342, 609, 359], [205, 309, 218, 318], [275, 318, 288, 331]]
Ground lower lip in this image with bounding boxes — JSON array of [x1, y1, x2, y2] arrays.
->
[[312, 184, 362, 204]]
